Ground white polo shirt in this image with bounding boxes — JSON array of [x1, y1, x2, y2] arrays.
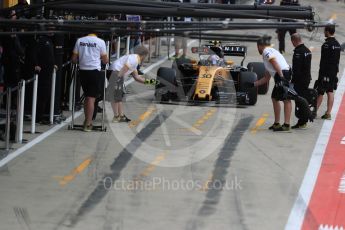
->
[[73, 34, 107, 70], [109, 54, 140, 78], [262, 47, 290, 76]]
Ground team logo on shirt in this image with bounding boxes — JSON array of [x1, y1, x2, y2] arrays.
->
[[265, 52, 271, 59], [80, 42, 97, 47]]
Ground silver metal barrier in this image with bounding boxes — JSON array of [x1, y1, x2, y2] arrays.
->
[[126, 36, 130, 55], [101, 41, 110, 131], [69, 64, 76, 111], [117, 36, 121, 59], [15, 80, 25, 143], [31, 74, 38, 134], [19, 80, 25, 142], [155, 36, 159, 57], [157, 36, 161, 58], [1, 62, 71, 150], [15, 82, 22, 143], [70, 64, 77, 129], [50, 68, 56, 124], [167, 17, 172, 58], [148, 36, 152, 63]]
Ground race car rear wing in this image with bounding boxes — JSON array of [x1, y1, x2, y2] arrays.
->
[[222, 45, 247, 57], [191, 44, 247, 65], [191, 45, 247, 56]]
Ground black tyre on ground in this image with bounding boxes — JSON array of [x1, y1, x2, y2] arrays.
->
[[155, 67, 177, 102], [295, 96, 312, 122], [247, 62, 269, 95], [173, 58, 195, 97], [240, 71, 258, 105]]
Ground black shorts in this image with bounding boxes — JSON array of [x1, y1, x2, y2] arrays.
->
[[315, 76, 338, 95], [79, 69, 103, 97], [271, 70, 291, 101]]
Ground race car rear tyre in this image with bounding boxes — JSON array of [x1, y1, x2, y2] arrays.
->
[[247, 62, 269, 95], [240, 71, 258, 105], [155, 67, 177, 102]]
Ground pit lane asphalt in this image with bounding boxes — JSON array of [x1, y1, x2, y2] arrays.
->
[[0, 1, 344, 229]]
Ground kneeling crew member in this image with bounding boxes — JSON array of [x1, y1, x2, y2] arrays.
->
[[106, 46, 157, 122]]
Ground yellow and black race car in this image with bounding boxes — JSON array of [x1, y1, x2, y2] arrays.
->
[[154, 42, 268, 106]]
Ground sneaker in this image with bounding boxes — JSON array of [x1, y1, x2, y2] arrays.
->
[[273, 124, 291, 132], [83, 123, 93, 132], [268, 123, 281, 130], [321, 113, 331, 120], [112, 115, 120, 123], [291, 123, 307, 129], [119, 115, 131, 122]]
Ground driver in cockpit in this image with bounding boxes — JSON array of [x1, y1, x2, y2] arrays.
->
[[207, 41, 225, 66]]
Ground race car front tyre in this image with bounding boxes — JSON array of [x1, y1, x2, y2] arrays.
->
[[240, 71, 258, 105], [155, 67, 177, 102], [247, 62, 269, 95]]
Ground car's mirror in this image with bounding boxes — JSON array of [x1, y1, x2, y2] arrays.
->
[[226, 60, 234, 66], [191, 47, 209, 54], [190, 59, 197, 64]]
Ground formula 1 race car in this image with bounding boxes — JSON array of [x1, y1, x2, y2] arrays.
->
[[154, 42, 267, 106]]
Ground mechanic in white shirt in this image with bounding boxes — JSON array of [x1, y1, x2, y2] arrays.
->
[[253, 37, 292, 132], [106, 46, 156, 122], [71, 33, 109, 132]]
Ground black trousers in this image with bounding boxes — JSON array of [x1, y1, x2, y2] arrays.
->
[[277, 28, 297, 53], [36, 70, 52, 122]]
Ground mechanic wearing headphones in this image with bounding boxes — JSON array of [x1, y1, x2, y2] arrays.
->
[[71, 33, 109, 132], [290, 33, 312, 129], [316, 24, 341, 120], [253, 37, 292, 132]]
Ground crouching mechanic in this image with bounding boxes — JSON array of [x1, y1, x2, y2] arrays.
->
[[252, 37, 292, 132], [105, 46, 157, 122]]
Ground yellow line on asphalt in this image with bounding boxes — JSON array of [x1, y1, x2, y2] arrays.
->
[[136, 152, 167, 179], [180, 126, 202, 133], [188, 108, 217, 132], [251, 113, 269, 134], [129, 106, 157, 128], [200, 174, 214, 192], [58, 157, 93, 186], [330, 13, 337, 21]]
